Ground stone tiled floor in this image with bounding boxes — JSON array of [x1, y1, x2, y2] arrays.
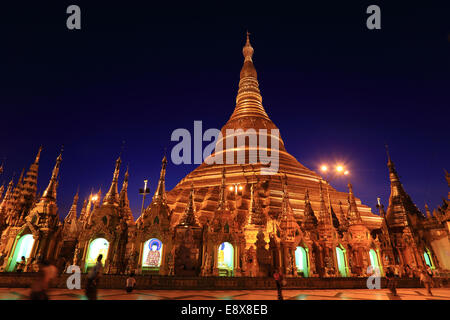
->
[[0, 288, 449, 300]]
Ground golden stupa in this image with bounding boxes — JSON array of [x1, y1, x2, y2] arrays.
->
[[165, 33, 382, 232]]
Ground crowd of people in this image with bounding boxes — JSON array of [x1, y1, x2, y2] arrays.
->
[[383, 264, 435, 297]]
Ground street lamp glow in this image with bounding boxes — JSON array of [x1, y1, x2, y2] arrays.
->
[[229, 186, 234, 191], [321, 165, 328, 172], [344, 170, 349, 175], [238, 185, 243, 191], [336, 165, 344, 172]]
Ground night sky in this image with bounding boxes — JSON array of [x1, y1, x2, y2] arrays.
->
[[0, 2, 449, 220]]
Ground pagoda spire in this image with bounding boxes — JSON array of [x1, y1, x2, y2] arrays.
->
[[280, 177, 293, 220], [279, 176, 296, 241], [338, 200, 349, 231], [318, 180, 331, 226], [79, 198, 88, 222], [376, 197, 386, 218], [153, 155, 167, 202], [330, 203, 340, 229], [85, 190, 94, 217], [229, 32, 270, 122], [12, 169, 25, 196], [41, 152, 62, 201], [0, 179, 14, 213], [247, 182, 265, 225], [103, 157, 121, 205], [95, 188, 102, 208], [65, 191, 79, 222], [385, 147, 423, 228], [34, 146, 43, 164], [9, 169, 25, 217], [347, 182, 362, 225], [19, 146, 43, 210], [303, 189, 318, 230], [385, 145, 404, 197], [119, 166, 130, 207], [424, 203, 431, 219], [119, 166, 134, 224], [178, 184, 199, 227]]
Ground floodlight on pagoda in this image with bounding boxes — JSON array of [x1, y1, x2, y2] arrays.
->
[[229, 183, 243, 195], [91, 195, 98, 201]]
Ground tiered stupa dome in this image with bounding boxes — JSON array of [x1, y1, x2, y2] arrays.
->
[[166, 33, 381, 230]]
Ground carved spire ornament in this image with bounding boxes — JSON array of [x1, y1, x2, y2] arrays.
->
[[153, 155, 167, 202], [41, 151, 62, 202], [103, 156, 121, 206]]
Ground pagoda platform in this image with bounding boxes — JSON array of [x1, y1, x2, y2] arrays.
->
[[0, 273, 449, 290]]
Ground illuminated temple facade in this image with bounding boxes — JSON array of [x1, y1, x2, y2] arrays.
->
[[0, 35, 449, 278]]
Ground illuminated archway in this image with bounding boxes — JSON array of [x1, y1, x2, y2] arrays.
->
[[424, 250, 434, 269], [336, 246, 348, 277], [369, 249, 380, 273], [218, 242, 234, 276], [8, 234, 35, 272], [142, 238, 163, 270], [295, 246, 309, 277], [85, 238, 109, 271]]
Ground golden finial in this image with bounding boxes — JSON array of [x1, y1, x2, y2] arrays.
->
[[56, 145, 64, 162], [243, 30, 254, 62], [34, 146, 43, 164], [385, 144, 393, 164]]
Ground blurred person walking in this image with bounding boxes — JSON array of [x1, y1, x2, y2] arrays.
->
[[273, 269, 285, 300], [420, 268, 433, 296], [30, 260, 58, 300], [85, 254, 104, 300], [385, 267, 398, 296]]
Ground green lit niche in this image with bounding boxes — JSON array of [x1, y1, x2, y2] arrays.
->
[[336, 246, 348, 277], [218, 242, 234, 276], [424, 250, 434, 268], [295, 246, 309, 277], [142, 238, 163, 268], [85, 238, 109, 270], [369, 249, 380, 272], [8, 234, 35, 272]]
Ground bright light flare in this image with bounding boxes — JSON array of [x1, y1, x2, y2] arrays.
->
[[320, 165, 328, 172], [238, 185, 243, 191], [344, 170, 349, 175], [336, 165, 344, 172]]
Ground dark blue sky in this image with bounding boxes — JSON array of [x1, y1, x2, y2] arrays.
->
[[0, 1, 449, 219]]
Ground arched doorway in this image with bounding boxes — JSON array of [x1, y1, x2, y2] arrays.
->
[[142, 238, 163, 273], [217, 242, 234, 276], [336, 246, 348, 277], [7, 234, 35, 272], [424, 250, 434, 268], [85, 238, 109, 272], [295, 246, 309, 277], [369, 249, 380, 273]]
